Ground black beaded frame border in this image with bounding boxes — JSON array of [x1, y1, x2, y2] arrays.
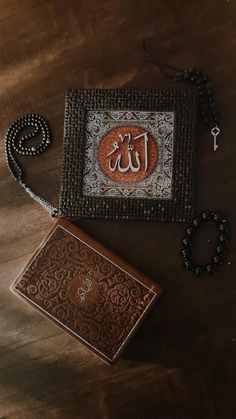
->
[[59, 89, 197, 222]]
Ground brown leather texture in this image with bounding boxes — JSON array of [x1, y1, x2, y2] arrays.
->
[[11, 218, 162, 364]]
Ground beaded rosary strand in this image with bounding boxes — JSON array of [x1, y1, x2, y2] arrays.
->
[[142, 39, 220, 151], [5, 114, 58, 218], [142, 40, 230, 277]]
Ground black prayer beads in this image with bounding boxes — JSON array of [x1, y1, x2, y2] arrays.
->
[[179, 69, 219, 129], [5, 114, 51, 182], [5, 114, 58, 218], [181, 211, 230, 277]]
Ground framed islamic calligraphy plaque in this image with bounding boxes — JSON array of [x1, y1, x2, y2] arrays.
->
[[60, 89, 197, 222]]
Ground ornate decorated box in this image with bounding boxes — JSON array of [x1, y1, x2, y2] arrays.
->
[[11, 218, 162, 364], [59, 89, 197, 222]]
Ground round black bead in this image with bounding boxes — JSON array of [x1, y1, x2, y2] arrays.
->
[[221, 218, 227, 224], [206, 264, 215, 274], [201, 211, 210, 220], [212, 212, 222, 222], [219, 234, 228, 243], [194, 266, 202, 277], [182, 237, 192, 247], [216, 244, 226, 254], [184, 260, 192, 270], [193, 218, 201, 227], [213, 255, 223, 265], [219, 223, 229, 232], [186, 227, 194, 236], [181, 248, 191, 257]]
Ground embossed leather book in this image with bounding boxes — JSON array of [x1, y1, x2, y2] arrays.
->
[[59, 89, 197, 222], [11, 218, 162, 364]]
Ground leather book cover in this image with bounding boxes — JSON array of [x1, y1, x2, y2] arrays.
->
[[10, 218, 162, 364]]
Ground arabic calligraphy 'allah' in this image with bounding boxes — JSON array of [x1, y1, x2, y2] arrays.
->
[[98, 125, 158, 184]]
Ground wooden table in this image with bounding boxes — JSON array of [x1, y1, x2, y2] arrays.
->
[[1, 1, 236, 418]]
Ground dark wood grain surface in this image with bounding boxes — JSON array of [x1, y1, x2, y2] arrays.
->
[[0, 1, 236, 418]]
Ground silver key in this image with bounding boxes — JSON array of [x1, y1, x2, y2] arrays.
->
[[211, 126, 220, 151]]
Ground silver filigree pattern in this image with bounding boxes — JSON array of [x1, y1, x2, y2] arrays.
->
[[82, 110, 174, 199]]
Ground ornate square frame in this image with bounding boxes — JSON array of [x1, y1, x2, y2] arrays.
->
[[60, 89, 197, 222]]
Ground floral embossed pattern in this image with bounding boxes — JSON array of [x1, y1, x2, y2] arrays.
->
[[13, 222, 158, 363]]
